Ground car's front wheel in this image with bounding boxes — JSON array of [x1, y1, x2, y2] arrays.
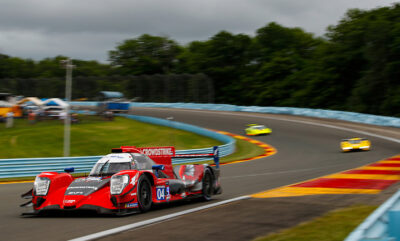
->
[[137, 175, 152, 212]]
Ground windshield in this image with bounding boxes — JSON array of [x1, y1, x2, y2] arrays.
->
[[253, 125, 266, 130], [89, 162, 131, 176], [133, 154, 156, 170]]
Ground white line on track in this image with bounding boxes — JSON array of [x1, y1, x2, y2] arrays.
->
[[69, 196, 250, 241], [70, 108, 399, 241]]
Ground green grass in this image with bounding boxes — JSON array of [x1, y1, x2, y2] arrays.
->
[[0, 116, 221, 158], [253, 205, 377, 241]]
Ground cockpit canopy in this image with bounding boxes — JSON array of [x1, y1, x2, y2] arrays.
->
[[250, 125, 266, 130], [89, 153, 156, 176]]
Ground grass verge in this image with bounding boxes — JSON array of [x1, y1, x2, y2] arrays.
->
[[253, 205, 377, 241], [0, 115, 221, 158]]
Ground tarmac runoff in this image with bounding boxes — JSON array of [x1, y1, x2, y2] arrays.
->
[[252, 154, 400, 198]]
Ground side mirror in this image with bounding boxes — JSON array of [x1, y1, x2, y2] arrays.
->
[[152, 165, 165, 171], [64, 167, 75, 173], [152, 165, 164, 178]]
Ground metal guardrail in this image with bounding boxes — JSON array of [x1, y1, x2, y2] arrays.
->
[[0, 114, 235, 179], [345, 189, 400, 241]]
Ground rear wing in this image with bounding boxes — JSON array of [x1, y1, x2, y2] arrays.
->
[[112, 146, 175, 165], [112, 146, 175, 156], [112, 146, 220, 168], [173, 146, 220, 168]]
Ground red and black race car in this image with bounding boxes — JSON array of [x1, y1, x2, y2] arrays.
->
[[21, 146, 222, 215]]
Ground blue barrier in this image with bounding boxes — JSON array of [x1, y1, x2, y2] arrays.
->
[[0, 114, 235, 179], [345, 189, 400, 241], [71, 101, 400, 128]]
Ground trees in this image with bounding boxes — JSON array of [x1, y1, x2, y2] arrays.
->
[[178, 31, 252, 103], [322, 5, 400, 115], [1, 4, 400, 116], [241, 23, 322, 107], [109, 34, 182, 75]]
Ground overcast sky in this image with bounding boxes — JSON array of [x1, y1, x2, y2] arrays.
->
[[0, 0, 396, 62]]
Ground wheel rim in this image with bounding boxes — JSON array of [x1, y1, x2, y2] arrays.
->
[[140, 180, 151, 207]]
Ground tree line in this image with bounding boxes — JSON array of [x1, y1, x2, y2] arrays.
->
[[0, 4, 399, 116]]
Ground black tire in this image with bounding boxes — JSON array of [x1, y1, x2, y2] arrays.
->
[[137, 175, 152, 212], [201, 169, 214, 201]]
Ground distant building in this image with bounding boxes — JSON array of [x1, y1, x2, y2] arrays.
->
[[97, 91, 124, 101], [96, 91, 129, 114]]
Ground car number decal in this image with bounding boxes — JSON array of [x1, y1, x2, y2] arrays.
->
[[156, 186, 165, 200], [156, 186, 170, 200]]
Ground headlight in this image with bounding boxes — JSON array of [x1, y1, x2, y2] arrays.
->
[[110, 175, 129, 195], [34, 177, 50, 196]]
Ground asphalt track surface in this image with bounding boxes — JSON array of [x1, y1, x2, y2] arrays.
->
[[0, 108, 399, 241]]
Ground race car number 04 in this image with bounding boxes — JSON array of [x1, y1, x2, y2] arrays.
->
[[156, 186, 170, 200]]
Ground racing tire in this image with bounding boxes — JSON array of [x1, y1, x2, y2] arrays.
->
[[201, 169, 214, 201], [137, 175, 152, 212]]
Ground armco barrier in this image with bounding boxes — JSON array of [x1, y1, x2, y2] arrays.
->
[[0, 114, 235, 179], [71, 101, 400, 128], [345, 189, 400, 241]]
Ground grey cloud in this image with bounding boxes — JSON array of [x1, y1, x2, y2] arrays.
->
[[0, 0, 396, 61]]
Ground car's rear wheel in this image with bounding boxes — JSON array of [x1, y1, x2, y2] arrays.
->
[[137, 175, 152, 212], [202, 169, 213, 201]]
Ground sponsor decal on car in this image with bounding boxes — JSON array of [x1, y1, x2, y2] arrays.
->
[[67, 186, 97, 190], [109, 155, 124, 158], [130, 173, 139, 186], [140, 147, 174, 156], [67, 191, 84, 195], [166, 187, 170, 200], [85, 177, 102, 182], [125, 202, 138, 208]]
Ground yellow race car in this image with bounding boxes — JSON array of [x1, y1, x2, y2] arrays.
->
[[245, 124, 272, 136], [340, 138, 371, 152]]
